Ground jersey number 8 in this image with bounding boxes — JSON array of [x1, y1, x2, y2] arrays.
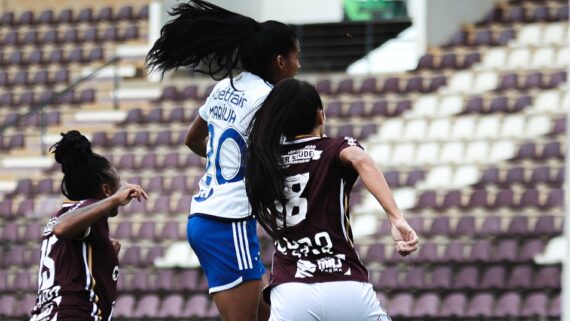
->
[[277, 173, 310, 228]]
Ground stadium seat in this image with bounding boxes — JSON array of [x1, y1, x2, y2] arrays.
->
[[133, 294, 160, 318], [466, 292, 494, 318], [534, 266, 561, 290], [158, 294, 184, 318], [182, 294, 210, 317], [506, 265, 533, 290], [521, 292, 549, 318], [426, 216, 450, 236], [480, 265, 506, 289], [412, 293, 439, 318], [387, 293, 413, 318], [439, 293, 466, 317], [453, 216, 476, 237], [548, 292, 561, 318], [114, 295, 135, 318], [453, 266, 479, 289], [375, 267, 399, 289], [494, 292, 522, 318], [429, 266, 453, 289]]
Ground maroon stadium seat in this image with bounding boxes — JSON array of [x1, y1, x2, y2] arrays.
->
[[439, 293, 466, 317], [181, 294, 209, 318], [493, 292, 522, 318]]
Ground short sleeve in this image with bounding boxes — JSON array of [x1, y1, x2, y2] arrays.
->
[[335, 136, 364, 156], [334, 137, 364, 181], [198, 102, 210, 122]]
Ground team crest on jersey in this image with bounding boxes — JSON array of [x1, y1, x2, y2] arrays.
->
[[282, 145, 322, 165], [345, 137, 358, 146], [112, 266, 120, 282]]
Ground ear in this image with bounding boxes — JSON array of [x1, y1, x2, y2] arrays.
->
[[316, 109, 325, 125], [101, 183, 113, 198], [276, 54, 286, 70]]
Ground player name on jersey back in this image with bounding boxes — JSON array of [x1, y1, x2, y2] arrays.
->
[[190, 72, 272, 220]]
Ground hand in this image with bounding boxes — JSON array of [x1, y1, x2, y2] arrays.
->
[[111, 183, 149, 207], [110, 238, 121, 255], [390, 218, 419, 257]]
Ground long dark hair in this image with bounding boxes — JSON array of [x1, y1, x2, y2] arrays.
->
[[246, 78, 323, 237], [50, 130, 114, 201], [146, 0, 297, 84]]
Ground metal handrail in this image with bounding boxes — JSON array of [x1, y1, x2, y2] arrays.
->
[[0, 57, 121, 153]]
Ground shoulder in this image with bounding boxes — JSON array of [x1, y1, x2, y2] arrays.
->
[[59, 199, 97, 215], [319, 136, 361, 149], [240, 73, 272, 99]]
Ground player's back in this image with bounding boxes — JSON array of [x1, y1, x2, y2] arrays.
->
[[190, 72, 272, 220], [270, 136, 369, 286]]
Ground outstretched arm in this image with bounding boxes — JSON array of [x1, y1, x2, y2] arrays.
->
[[339, 146, 419, 256], [184, 114, 209, 157], [53, 184, 148, 239]]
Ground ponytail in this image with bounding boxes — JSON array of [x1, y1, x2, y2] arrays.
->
[[245, 79, 323, 237], [146, 0, 297, 85]]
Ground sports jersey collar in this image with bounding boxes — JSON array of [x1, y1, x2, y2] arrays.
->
[[240, 72, 273, 88], [282, 136, 322, 145]]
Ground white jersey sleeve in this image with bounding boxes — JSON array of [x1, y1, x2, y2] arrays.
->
[[190, 72, 272, 220]]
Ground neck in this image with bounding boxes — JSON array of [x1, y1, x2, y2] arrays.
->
[[293, 127, 322, 139]]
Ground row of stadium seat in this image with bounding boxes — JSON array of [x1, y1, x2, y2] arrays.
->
[[0, 47, 106, 67], [0, 5, 148, 27], [0, 25, 140, 47], [374, 215, 561, 238]]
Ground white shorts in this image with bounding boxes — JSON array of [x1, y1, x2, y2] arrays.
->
[[269, 281, 390, 321]]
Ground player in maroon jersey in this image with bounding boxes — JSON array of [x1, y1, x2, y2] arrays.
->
[[245, 79, 419, 321], [30, 130, 148, 321]]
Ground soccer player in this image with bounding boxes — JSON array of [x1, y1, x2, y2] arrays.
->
[[30, 130, 148, 321], [146, 1, 300, 320], [245, 79, 419, 321]]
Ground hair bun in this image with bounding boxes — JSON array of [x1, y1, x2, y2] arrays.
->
[[51, 130, 93, 171]]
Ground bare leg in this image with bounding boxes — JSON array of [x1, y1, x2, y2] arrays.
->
[[213, 280, 263, 321], [257, 273, 271, 321]]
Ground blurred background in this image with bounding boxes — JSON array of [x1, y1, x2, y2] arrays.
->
[[0, 0, 568, 319]]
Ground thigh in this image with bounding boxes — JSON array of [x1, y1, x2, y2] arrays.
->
[[213, 279, 263, 321]]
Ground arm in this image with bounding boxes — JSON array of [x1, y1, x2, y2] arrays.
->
[[184, 114, 209, 158], [339, 146, 419, 255], [53, 184, 148, 240]]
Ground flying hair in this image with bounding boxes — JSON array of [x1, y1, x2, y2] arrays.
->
[[145, 0, 297, 85]]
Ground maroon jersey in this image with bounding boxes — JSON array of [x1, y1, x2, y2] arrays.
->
[[269, 136, 368, 287], [30, 199, 119, 321]]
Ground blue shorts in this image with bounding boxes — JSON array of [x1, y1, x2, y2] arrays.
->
[[187, 215, 266, 294]]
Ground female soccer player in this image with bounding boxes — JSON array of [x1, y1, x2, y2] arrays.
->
[[30, 130, 148, 321], [245, 79, 419, 321], [146, 1, 300, 320]]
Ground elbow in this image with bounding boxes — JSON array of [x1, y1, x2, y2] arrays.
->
[[185, 138, 200, 152], [52, 223, 69, 239]]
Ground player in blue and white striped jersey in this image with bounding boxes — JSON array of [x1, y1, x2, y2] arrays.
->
[[146, 1, 300, 320]]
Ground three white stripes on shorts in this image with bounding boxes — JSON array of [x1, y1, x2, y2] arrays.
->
[[232, 221, 253, 270]]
